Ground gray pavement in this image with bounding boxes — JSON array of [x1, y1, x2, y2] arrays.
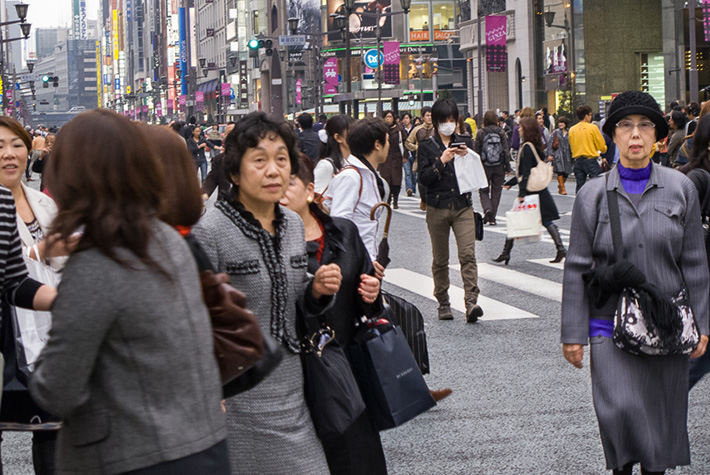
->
[[4, 178, 710, 474]]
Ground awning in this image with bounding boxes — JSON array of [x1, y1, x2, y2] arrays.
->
[[197, 79, 219, 94]]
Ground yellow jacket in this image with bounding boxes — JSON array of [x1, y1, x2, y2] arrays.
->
[[465, 118, 477, 137], [568, 121, 607, 159]]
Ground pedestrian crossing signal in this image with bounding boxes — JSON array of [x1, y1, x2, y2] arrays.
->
[[41, 75, 50, 83]]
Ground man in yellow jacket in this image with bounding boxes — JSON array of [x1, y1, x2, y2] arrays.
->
[[569, 105, 607, 192]]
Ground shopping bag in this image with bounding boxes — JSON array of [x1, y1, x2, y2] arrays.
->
[[380, 291, 430, 375], [454, 149, 488, 193], [13, 249, 60, 378], [347, 320, 436, 431], [505, 195, 542, 239]]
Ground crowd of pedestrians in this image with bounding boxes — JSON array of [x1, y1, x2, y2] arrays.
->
[[0, 87, 709, 474]]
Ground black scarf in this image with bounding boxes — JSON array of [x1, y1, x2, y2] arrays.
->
[[350, 155, 386, 200]]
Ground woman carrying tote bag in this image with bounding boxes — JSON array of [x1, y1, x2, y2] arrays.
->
[[493, 117, 565, 265]]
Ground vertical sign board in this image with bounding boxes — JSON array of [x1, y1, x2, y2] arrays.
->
[[641, 53, 665, 108], [323, 57, 338, 94], [239, 60, 249, 106], [221, 83, 231, 105], [80, 0, 87, 40], [704, 0, 710, 42], [112, 10, 119, 61], [73, 0, 81, 39], [178, 8, 188, 96], [296, 79, 302, 105], [383, 41, 400, 85], [485, 15, 507, 72], [96, 41, 102, 107], [196, 91, 204, 111]]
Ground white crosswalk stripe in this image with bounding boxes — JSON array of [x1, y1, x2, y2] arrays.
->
[[384, 268, 540, 320], [393, 196, 570, 246], [450, 263, 562, 302]]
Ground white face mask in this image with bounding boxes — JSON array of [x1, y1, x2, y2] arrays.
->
[[439, 122, 456, 137]]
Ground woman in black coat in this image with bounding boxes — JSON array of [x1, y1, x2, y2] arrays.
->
[[493, 117, 566, 264], [280, 153, 388, 475]]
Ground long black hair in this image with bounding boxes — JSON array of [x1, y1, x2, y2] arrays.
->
[[687, 114, 710, 173], [319, 114, 354, 171]]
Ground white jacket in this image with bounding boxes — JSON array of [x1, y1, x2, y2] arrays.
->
[[322, 155, 389, 261], [17, 184, 64, 270]]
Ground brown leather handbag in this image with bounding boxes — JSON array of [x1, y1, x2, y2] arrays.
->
[[199, 270, 264, 385]]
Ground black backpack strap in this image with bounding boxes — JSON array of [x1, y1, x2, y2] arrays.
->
[[606, 174, 624, 263]]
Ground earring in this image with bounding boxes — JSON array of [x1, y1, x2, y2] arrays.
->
[[307, 196, 313, 204]]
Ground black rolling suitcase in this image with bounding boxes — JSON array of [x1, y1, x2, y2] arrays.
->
[[380, 291, 430, 375]]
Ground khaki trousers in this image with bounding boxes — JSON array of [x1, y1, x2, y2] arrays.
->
[[425, 204, 480, 310]]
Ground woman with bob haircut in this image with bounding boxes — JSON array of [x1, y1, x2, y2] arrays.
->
[[29, 109, 230, 475], [192, 111, 342, 474]]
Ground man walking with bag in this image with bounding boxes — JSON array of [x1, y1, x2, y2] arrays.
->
[[475, 110, 510, 225], [418, 98, 483, 323]]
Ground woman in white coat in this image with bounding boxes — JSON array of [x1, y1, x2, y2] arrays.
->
[[0, 116, 72, 475]]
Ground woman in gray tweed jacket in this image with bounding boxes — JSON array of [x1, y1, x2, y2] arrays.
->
[[193, 112, 342, 474]]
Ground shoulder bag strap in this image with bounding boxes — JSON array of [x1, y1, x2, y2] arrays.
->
[[606, 175, 624, 263], [525, 142, 543, 165]]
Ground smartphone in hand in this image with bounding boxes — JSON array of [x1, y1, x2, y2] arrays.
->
[[448, 142, 467, 149]]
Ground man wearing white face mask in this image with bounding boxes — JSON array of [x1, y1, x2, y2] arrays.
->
[[418, 98, 483, 323]]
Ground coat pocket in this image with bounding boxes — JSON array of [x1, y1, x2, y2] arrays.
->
[[652, 204, 684, 240], [68, 410, 110, 447], [290, 253, 308, 269], [225, 260, 260, 275]]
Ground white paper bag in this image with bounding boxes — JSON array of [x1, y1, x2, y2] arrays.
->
[[454, 148, 488, 194], [13, 249, 61, 376], [505, 195, 542, 240]]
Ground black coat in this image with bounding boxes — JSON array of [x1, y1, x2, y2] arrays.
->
[[417, 133, 474, 210], [298, 129, 321, 163], [202, 153, 231, 199], [305, 203, 381, 346], [518, 144, 559, 223]]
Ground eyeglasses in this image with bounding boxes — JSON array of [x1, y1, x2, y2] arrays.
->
[[615, 120, 656, 134]]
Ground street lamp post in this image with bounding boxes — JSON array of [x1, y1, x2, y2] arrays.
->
[[343, 0, 356, 117], [0, 3, 31, 115]]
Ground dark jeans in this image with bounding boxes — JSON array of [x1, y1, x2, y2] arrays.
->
[[196, 160, 208, 184], [0, 430, 57, 475], [478, 165, 506, 221], [403, 157, 417, 193], [573, 157, 601, 192]]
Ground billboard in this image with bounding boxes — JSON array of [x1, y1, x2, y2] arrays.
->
[[327, 0, 392, 40]]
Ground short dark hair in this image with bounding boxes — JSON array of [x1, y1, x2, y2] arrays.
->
[[502, 111, 509, 116], [421, 106, 432, 116], [0, 116, 32, 151], [297, 113, 314, 129], [557, 116, 571, 128], [223, 112, 300, 184], [688, 102, 701, 117], [483, 110, 498, 127], [318, 114, 327, 122], [431, 98, 460, 128], [347, 117, 388, 160], [401, 112, 412, 121], [576, 105, 593, 121], [189, 116, 196, 124], [294, 152, 315, 185], [227, 121, 237, 126], [382, 110, 395, 120], [671, 110, 688, 129]]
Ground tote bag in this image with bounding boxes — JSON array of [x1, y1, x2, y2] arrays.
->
[[505, 195, 542, 239], [522, 143, 553, 192], [13, 246, 60, 378]]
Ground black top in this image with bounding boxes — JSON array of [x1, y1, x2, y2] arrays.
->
[[305, 203, 381, 346], [202, 152, 231, 199], [298, 129, 321, 163], [417, 133, 474, 210], [187, 137, 218, 163]]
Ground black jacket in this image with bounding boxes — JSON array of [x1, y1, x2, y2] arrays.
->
[[417, 133, 474, 210], [298, 129, 321, 163], [202, 153, 231, 199], [305, 203, 381, 346]]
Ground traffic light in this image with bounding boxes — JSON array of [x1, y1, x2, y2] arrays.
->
[[41, 74, 50, 88], [248, 38, 259, 58], [248, 38, 273, 57], [262, 39, 273, 57], [52, 76, 59, 87]]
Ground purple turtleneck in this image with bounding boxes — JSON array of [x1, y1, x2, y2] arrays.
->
[[618, 161, 651, 194]]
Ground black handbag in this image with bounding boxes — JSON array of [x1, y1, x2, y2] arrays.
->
[[474, 211, 484, 241], [299, 311, 366, 439], [347, 319, 436, 431], [380, 291, 430, 374]]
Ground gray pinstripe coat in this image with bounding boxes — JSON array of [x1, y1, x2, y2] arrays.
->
[[561, 164, 709, 344]]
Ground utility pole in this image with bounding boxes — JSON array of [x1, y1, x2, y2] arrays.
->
[[476, 5, 483, 121]]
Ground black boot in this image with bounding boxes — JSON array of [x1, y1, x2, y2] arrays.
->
[[546, 224, 566, 263], [492, 239, 514, 265]]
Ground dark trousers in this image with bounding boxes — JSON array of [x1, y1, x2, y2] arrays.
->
[[478, 164, 506, 220], [573, 157, 601, 192], [121, 440, 230, 475], [0, 430, 56, 475]]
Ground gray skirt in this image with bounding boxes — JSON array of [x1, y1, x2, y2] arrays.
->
[[589, 336, 690, 472]]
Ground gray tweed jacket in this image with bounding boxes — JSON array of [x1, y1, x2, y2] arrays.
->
[[30, 220, 226, 475], [561, 164, 710, 344]]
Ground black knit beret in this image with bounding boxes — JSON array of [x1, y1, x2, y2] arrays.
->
[[602, 91, 668, 140]]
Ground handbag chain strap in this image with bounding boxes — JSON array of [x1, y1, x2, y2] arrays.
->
[[605, 175, 624, 264]]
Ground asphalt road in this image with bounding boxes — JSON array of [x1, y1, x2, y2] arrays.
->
[[5, 177, 710, 474]]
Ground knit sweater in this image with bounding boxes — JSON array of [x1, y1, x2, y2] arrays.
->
[[569, 121, 607, 159]]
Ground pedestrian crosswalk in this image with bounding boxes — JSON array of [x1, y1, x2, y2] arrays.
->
[[393, 196, 570, 247], [384, 257, 564, 321]]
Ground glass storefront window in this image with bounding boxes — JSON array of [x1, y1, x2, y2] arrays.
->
[[408, 3, 430, 42], [432, 1, 455, 41]]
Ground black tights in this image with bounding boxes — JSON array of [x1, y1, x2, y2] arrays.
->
[[613, 462, 665, 475], [0, 430, 56, 475]]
